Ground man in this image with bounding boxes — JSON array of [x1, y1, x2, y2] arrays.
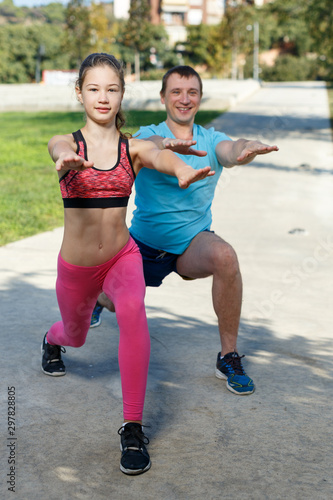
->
[[91, 65, 278, 395]]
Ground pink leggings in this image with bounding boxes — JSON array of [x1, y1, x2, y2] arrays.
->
[[47, 237, 150, 421]]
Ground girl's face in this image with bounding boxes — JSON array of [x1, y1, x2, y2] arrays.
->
[[76, 65, 124, 124]]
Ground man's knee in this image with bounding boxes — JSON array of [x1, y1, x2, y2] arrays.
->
[[99, 292, 115, 312], [211, 240, 240, 275]]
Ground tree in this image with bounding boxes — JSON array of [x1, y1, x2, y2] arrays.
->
[[262, 0, 310, 56], [0, 23, 69, 83], [185, 24, 227, 76], [0, 0, 17, 18], [260, 55, 316, 82], [258, 0, 332, 80], [63, 0, 92, 69], [40, 2, 66, 24], [305, 0, 333, 79], [219, 2, 255, 78], [120, 0, 168, 78], [89, 2, 112, 53]]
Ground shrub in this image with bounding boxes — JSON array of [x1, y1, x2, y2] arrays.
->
[[260, 54, 317, 81]]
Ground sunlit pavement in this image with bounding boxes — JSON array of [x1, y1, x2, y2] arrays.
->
[[0, 81, 332, 499]]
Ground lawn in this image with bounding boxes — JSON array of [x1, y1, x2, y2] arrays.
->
[[0, 109, 223, 246]]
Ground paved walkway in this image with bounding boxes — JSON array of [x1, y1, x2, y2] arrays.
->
[[0, 81, 332, 499]]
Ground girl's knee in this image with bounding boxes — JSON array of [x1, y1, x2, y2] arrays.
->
[[116, 297, 147, 327], [67, 338, 86, 348], [63, 323, 89, 347]]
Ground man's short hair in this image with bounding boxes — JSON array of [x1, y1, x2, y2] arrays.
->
[[160, 66, 203, 96]]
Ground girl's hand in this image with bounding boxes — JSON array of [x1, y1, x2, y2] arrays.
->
[[55, 153, 94, 172], [162, 138, 207, 157], [178, 166, 215, 189]]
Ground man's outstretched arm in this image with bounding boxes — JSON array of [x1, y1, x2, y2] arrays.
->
[[216, 139, 278, 168], [144, 135, 207, 157]]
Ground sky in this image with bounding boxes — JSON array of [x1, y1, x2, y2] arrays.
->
[[13, 0, 67, 6], [12, 0, 113, 6]]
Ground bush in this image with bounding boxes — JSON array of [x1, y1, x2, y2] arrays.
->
[[260, 54, 317, 81]]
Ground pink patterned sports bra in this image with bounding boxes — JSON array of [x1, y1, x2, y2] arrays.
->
[[59, 130, 135, 208]]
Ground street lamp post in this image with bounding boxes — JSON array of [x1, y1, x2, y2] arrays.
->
[[35, 44, 45, 84], [253, 21, 259, 81], [247, 21, 260, 81]]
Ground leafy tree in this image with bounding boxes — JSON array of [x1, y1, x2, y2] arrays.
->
[[0, 25, 45, 82], [0, 0, 17, 17], [219, 2, 255, 78], [258, 0, 332, 80], [119, 0, 169, 75], [40, 2, 66, 24], [121, 0, 152, 53], [185, 24, 227, 76], [0, 23, 70, 83], [260, 54, 316, 82], [261, 0, 310, 56], [89, 2, 110, 53], [63, 0, 92, 69], [305, 0, 333, 79]]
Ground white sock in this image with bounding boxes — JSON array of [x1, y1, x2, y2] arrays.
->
[[122, 422, 142, 429]]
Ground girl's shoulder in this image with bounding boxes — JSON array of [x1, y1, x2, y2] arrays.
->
[[48, 132, 77, 152], [127, 136, 146, 153], [127, 136, 141, 146], [53, 132, 76, 141], [128, 136, 156, 149]]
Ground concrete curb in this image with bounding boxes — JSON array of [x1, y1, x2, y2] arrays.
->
[[0, 79, 261, 112]]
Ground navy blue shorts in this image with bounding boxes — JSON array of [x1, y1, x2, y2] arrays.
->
[[131, 234, 183, 287]]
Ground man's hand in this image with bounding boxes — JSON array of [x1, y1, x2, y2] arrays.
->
[[55, 153, 94, 172], [162, 138, 207, 157], [236, 141, 279, 164], [216, 138, 279, 168], [177, 166, 215, 189]]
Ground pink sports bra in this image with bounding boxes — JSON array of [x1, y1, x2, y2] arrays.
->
[[59, 130, 135, 208]]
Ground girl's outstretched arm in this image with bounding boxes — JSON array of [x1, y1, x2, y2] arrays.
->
[[48, 134, 94, 172]]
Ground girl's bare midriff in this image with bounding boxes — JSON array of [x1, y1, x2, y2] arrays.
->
[[60, 206, 129, 266]]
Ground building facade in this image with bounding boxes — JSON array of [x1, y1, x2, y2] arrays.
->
[[113, 0, 226, 45], [112, 0, 270, 46]]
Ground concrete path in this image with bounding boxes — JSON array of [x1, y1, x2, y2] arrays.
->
[[0, 81, 332, 499]]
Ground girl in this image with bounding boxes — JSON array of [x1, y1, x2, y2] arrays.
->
[[41, 53, 214, 475]]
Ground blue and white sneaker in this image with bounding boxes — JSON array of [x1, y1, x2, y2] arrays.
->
[[215, 351, 255, 395], [90, 302, 104, 328]]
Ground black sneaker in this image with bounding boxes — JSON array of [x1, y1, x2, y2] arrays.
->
[[118, 423, 151, 475], [41, 333, 66, 376]]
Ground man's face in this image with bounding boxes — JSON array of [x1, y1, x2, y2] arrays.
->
[[160, 73, 202, 127]]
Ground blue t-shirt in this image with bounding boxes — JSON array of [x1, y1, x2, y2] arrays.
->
[[130, 121, 231, 254]]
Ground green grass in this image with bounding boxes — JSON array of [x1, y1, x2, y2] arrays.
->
[[0, 109, 223, 246]]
